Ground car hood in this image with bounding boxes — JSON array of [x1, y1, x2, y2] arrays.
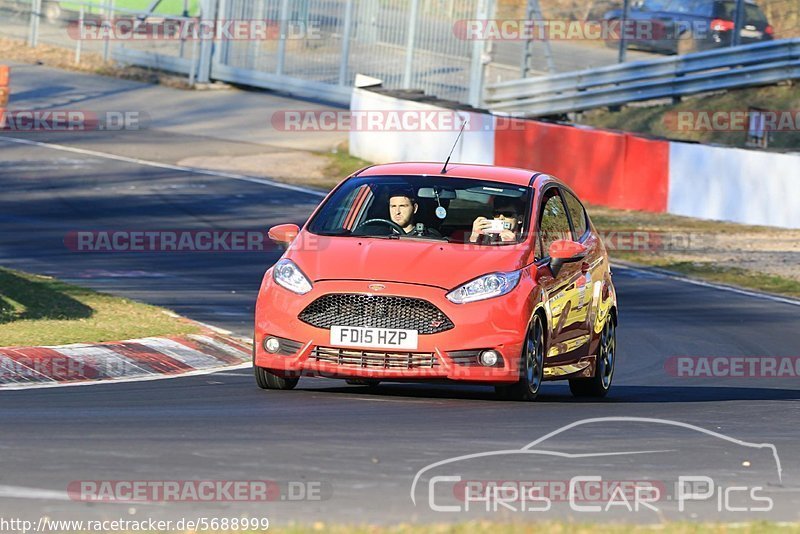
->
[[287, 234, 529, 290]]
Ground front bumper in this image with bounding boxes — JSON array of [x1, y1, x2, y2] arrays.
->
[[254, 278, 534, 383]]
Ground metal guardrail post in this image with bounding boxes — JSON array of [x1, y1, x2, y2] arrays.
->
[[521, 0, 554, 76], [402, 0, 420, 89], [468, 0, 492, 107], [247, 0, 265, 69], [189, 32, 199, 86], [75, 6, 84, 64], [618, 0, 630, 62], [276, 0, 290, 76], [28, 0, 42, 48], [103, 0, 114, 62], [179, 0, 189, 58], [732, 0, 745, 47], [338, 0, 355, 86], [195, 0, 216, 84]]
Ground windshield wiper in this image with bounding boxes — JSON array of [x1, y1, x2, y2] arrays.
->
[[398, 234, 450, 243]]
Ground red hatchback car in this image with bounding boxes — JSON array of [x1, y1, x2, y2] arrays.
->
[[254, 163, 617, 401]]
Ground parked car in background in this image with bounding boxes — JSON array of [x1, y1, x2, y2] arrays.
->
[[604, 0, 774, 54]]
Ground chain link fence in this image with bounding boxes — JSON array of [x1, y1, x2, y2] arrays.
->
[[3, 0, 797, 105]]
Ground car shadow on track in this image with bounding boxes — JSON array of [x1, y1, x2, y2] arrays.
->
[[301, 382, 800, 403]]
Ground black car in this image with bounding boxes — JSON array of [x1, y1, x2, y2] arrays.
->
[[604, 0, 774, 54]]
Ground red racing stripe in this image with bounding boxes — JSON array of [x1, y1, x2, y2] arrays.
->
[[111, 342, 194, 374]]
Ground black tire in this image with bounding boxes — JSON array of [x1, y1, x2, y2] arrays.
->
[[345, 378, 381, 387], [254, 365, 299, 390], [569, 318, 615, 398], [495, 315, 545, 402]]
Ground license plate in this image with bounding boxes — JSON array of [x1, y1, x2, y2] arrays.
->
[[330, 326, 418, 350], [740, 28, 762, 38]]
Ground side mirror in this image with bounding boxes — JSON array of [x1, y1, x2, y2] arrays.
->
[[548, 239, 588, 277], [268, 223, 300, 245]]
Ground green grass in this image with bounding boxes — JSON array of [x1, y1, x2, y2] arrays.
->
[[0, 267, 198, 347], [322, 145, 373, 189], [579, 84, 800, 151], [584, 205, 800, 299], [611, 255, 800, 299], [585, 204, 772, 234]]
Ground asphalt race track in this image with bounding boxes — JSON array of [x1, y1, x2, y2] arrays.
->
[[1, 134, 799, 526]]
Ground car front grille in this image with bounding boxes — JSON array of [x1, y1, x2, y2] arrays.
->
[[298, 294, 454, 334], [311, 346, 439, 369]]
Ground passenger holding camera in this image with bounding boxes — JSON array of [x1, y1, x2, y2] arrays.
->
[[469, 202, 521, 244]]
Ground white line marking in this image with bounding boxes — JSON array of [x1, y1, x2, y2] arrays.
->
[[0, 136, 327, 198], [612, 262, 800, 307], [0, 485, 71, 501], [0, 362, 251, 391], [187, 334, 251, 359]]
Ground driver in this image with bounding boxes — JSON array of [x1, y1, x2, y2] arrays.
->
[[388, 191, 441, 238]]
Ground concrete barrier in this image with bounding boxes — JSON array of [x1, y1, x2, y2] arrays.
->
[[668, 142, 800, 228], [348, 86, 800, 229], [349, 88, 495, 165]]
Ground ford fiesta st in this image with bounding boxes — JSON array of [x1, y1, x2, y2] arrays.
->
[[254, 163, 617, 401]]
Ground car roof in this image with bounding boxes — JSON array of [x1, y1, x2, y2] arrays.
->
[[357, 162, 546, 187]]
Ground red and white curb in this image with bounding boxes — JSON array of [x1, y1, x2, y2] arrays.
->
[[0, 333, 252, 389]]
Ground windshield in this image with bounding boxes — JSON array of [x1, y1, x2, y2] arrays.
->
[[307, 175, 533, 246], [714, 1, 768, 24]]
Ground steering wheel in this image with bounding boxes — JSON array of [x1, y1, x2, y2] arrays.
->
[[353, 218, 405, 235]]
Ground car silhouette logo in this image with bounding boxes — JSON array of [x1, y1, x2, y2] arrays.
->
[[369, 284, 386, 291]]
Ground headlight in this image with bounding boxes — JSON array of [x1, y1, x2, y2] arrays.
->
[[272, 259, 312, 295], [446, 271, 521, 304]]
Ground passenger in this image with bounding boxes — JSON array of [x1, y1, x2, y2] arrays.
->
[[469, 201, 522, 243]]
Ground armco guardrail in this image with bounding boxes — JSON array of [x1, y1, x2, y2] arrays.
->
[[485, 39, 800, 117]]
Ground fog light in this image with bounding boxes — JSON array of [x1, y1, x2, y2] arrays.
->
[[264, 337, 281, 353], [480, 350, 499, 367]]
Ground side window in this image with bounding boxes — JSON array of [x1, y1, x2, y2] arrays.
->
[[641, 0, 672, 11], [563, 190, 588, 241], [538, 190, 572, 260]]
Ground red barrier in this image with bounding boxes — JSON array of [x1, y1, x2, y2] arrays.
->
[[495, 119, 668, 212], [620, 133, 669, 212], [0, 65, 8, 129]]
